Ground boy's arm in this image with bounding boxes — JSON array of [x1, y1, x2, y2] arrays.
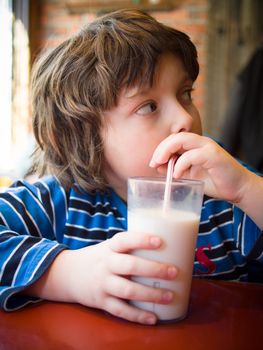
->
[[150, 132, 263, 230], [23, 232, 177, 325], [0, 225, 67, 310], [235, 170, 263, 230], [0, 178, 68, 310]]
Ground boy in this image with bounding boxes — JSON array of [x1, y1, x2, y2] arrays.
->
[[0, 9, 262, 325]]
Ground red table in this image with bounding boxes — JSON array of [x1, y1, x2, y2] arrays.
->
[[0, 279, 262, 350]]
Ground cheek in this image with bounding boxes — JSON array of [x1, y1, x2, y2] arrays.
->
[[102, 116, 175, 179], [103, 127, 158, 174]]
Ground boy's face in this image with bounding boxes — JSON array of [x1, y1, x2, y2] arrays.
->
[[101, 53, 202, 200]]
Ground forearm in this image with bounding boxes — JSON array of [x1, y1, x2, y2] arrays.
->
[[24, 250, 75, 303], [237, 170, 263, 230], [22, 233, 179, 325]]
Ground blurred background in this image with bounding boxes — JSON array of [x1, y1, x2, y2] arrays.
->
[[0, 0, 262, 186]]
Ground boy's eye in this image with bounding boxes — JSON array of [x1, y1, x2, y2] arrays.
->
[[181, 89, 193, 104], [136, 101, 157, 115]]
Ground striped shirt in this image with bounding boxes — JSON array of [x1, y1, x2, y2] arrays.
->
[[0, 175, 262, 310]]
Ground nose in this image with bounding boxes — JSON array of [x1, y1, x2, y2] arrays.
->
[[169, 103, 193, 134]]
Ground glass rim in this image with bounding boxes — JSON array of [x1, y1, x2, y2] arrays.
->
[[128, 176, 204, 187]]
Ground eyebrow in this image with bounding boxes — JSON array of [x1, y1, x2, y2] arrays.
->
[[124, 86, 151, 99], [124, 73, 193, 99]]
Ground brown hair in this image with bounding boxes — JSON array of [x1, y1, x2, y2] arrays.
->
[[31, 8, 199, 192]]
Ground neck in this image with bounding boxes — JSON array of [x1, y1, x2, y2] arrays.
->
[[104, 170, 127, 202]]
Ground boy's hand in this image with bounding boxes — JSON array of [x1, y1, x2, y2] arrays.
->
[[149, 132, 251, 204], [150, 132, 263, 229], [67, 233, 177, 324], [26, 233, 177, 325]]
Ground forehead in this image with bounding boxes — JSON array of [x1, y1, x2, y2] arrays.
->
[[123, 53, 190, 98]]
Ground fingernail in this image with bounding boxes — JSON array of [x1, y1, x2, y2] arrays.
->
[[150, 236, 161, 247], [168, 266, 177, 279], [145, 316, 156, 325], [149, 159, 156, 168], [162, 291, 173, 302]]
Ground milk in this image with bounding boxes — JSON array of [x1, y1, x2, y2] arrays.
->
[[128, 207, 199, 321]]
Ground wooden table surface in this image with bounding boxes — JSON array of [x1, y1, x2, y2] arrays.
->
[[0, 279, 262, 350]]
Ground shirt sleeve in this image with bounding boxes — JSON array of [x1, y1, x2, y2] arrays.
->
[[229, 201, 263, 264], [237, 209, 263, 262], [219, 155, 263, 262], [0, 177, 68, 310]]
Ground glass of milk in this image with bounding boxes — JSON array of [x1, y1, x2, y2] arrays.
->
[[128, 177, 204, 322]]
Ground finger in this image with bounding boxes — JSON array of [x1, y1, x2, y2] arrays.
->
[[105, 275, 174, 304], [103, 296, 157, 325], [149, 132, 206, 168], [108, 253, 177, 280], [172, 148, 209, 178], [109, 232, 162, 253], [172, 138, 226, 179], [109, 254, 177, 280], [155, 163, 168, 175]]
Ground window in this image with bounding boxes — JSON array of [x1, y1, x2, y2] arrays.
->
[[0, 0, 33, 181], [0, 0, 13, 173]]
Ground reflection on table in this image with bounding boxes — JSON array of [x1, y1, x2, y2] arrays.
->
[[0, 279, 262, 350]]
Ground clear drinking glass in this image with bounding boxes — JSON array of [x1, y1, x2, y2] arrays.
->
[[128, 177, 204, 322]]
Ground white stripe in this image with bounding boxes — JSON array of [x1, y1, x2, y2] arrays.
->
[[1, 287, 42, 310], [7, 185, 54, 233], [69, 208, 113, 217], [41, 178, 68, 224], [199, 238, 236, 251], [200, 208, 233, 225], [0, 229, 19, 236], [211, 250, 240, 263], [58, 181, 68, 221], [70, 196, 111, 207], [236, 220, 242, 251], [198, 220, 233, 236], [64, 234, 103, 244], [11, 240, 44, 286], [0, 236, 28, 281], [36, 186, 41, 200], [256, 250, 263, 260], [0, 198, 30, 234], [5, 184, 25, 192], [66, 223, 124, 232], [10, 193, 42, 237], [12, 190, 53, 232], [68, 208, 125, 220], [0, 212, 9, 228], [203, 198, 234, 208], [193, 261, 247, 277], [241, 215, 246, 255], [37, 180, 57, 233], [28, 244, 60, 282], [5, 298, 42, 311], [204, 198, 223, 205], [209, 208, 232, 219], [193, 272, 248, 282]]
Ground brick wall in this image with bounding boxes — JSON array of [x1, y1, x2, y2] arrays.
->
[[35, 0, 208, 122]]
